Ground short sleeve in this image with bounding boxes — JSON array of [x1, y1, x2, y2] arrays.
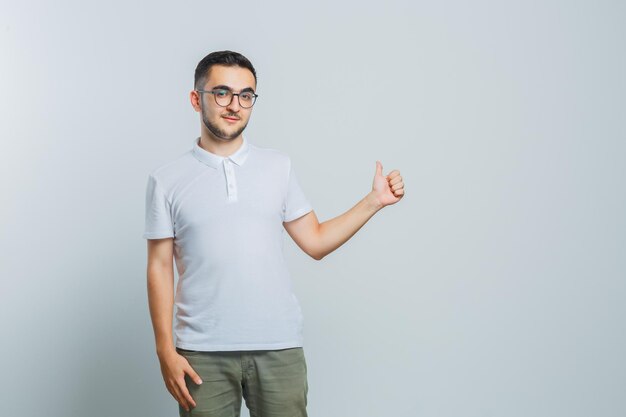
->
[[282, 158, 313, 222], [143, 174, 175, 239]]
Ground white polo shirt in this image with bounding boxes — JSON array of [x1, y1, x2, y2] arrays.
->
[[143, 135, 313, 351]]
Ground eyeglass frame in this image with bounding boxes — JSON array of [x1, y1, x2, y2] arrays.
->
[[195, 88, 259, 108]]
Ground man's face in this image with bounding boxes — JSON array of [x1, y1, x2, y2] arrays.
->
[[194, 65, 257, 142]]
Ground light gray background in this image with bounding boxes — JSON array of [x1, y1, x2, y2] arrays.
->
[[1, 1, 624, 416]]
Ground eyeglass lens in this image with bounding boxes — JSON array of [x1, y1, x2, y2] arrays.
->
[[213, 90, 256, 108]]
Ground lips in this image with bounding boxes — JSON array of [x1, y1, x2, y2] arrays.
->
[[223, 116, 239, 121]]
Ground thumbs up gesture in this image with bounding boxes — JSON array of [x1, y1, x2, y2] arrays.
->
[[371, 161, 404, 208]]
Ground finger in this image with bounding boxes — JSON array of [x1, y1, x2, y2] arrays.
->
[[394, 188, 405, 196], [169, 377, 192, 412], [389, 176, 403, 186], [386, 170, 400, 179], [168, 381, 191, 412], [186, 366, 203, 385], [376, 161, 383, 177], [391, 182, 404, 191], [177, 377, 197, 410]]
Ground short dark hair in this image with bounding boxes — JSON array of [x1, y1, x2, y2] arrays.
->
[[194, 50, 257, 91]]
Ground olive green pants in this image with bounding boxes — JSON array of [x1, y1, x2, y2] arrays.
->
[[176, 346, 308, 417]]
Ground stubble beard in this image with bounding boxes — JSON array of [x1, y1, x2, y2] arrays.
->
[[202, 109, 247, 141]]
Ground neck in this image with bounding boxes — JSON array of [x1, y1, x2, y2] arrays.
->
[[198, 131, 243, 157]]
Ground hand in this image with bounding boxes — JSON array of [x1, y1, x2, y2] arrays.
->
[[158, 349, 203, 412], [371, 160, 404, 208]]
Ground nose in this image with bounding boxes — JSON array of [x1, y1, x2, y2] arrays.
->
[[226, 94, 241, 112]]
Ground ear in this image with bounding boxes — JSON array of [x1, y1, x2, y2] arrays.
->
[[190, 91, 202, 112]]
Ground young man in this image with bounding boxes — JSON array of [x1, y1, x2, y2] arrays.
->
[[144, 50, 404, 417]]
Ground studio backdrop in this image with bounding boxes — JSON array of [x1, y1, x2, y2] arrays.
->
[[1, 1, 624, 416]]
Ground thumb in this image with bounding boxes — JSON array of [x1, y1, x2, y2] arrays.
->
[[375, 160, 383, 177]]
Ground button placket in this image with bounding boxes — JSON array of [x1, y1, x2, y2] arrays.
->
[[223, 159, 238, 202]]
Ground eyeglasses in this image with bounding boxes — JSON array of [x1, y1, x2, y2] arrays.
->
[[196, 89, 259, 109]]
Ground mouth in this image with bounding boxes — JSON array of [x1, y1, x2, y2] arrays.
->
[[222, 116, 239, 122]]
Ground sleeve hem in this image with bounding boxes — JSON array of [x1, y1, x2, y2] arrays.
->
[[283, 206, 313, 223], [143, 231, 175, 239]]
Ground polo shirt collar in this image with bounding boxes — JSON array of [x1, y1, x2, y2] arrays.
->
[[192, 135, 250, 169]]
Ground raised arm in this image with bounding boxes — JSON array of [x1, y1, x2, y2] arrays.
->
[[283, 161, 404, 260]]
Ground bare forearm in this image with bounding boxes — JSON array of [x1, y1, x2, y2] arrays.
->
[[315, 191, 383, 259], [147, 265, 175, 357]]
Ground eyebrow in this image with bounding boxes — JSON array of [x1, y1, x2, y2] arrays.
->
[[211, 84, 255, 93]]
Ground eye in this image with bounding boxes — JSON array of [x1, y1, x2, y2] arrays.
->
[[240, 92, 253, 100], [215, 90, 229, 97]]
